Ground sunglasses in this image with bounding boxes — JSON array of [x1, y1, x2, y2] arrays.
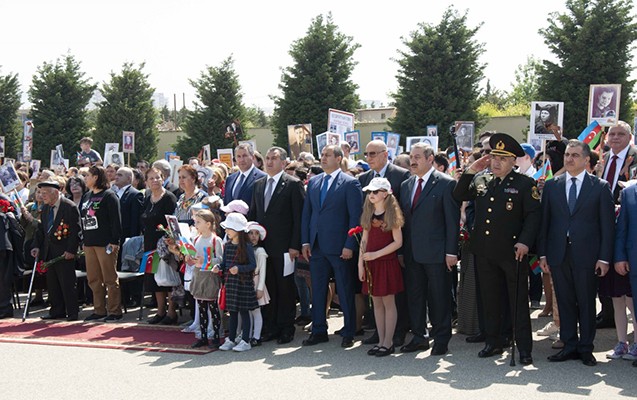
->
[[369, 189, 387, 195], [364, 150, 386, 158]]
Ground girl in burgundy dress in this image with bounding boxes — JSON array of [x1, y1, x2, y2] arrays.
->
[[358, 178, 405, 357]]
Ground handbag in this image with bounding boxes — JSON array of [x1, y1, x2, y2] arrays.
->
[[218, 284, 226, 310], [154, 258, 181, 287], [190, 269, 221, 300]]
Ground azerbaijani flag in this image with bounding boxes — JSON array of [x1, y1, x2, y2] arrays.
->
[[178, 235, 197, 257], [577, 121, 603, 149], [532, 160, 553, 181], [139, 250, 160, 274], [529, 255, 542, 275], [448, 152, 457, 176], [201, 247, 213, 271]]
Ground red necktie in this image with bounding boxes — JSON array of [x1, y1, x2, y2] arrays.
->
[[412, 178, 424, 212], [605, 155, 618, 189]]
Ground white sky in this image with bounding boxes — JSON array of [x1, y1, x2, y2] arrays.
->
[[2, 0, 630, 112]]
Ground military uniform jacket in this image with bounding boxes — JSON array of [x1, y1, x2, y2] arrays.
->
[[453, 169, 541, 261]]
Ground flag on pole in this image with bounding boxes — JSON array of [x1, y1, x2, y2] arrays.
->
[[201, 247, 213, 271], [529, 255, 542, 275], [177, 235, 197, 257], [577, 121, 603, 149], [139, 250, 160, 273], [532, 160, 553, 181], [448, 152, 457, 176]]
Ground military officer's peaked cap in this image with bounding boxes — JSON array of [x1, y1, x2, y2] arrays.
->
[[489, 133, 525, 158]]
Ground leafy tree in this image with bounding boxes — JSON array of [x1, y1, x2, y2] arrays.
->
[[390, 7, 485, 149], [538, 0, 637, 136], [0, 69, 21, 158], [94, 62, 158, 163], [244, 106, 269, 129], [508, 56, 542, 106], [271, 13, 360, 153], [28, 54, 96, 164], [176, 56, 245, 157]]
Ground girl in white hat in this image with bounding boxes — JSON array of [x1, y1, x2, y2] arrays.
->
[[246, 222, 271, 346]]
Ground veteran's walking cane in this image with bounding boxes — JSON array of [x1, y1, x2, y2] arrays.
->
[[22, 257, 39, 322], [510, 257, 521, 366]]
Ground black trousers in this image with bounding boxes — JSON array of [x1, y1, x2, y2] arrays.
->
[[476, 255, 532, 352], [262, 254, 296, 337], [552, 243, 597, 353], [46, 259, 78, 318], [0, 256, 14, 315]]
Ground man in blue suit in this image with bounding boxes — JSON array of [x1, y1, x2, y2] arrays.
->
[[539, 140, 615, 367], [224, 143, 266, 205], [301, 144, 363, 348], [615, 181, 637, 366]]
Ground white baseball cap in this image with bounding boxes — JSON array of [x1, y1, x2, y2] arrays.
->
[[362, 177, 392, 193]]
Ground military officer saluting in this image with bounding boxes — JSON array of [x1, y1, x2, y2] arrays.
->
[[454, 133, 541, 365]]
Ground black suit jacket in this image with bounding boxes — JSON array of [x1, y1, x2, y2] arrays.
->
[[249, 173, 305, 259], [358, 163, 410, 202], [164, 181, 183, 199], [538, 172, 615, 267], [33, 197, 81, 261], [603, 145, 637, 202], [400, 171, 460, 264], [119, 186, 144, 240]]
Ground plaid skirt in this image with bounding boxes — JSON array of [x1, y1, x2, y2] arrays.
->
[[225, 272, 258, 312]]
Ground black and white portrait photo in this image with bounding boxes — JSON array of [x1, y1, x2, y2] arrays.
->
[[588, 84, 621, 127]]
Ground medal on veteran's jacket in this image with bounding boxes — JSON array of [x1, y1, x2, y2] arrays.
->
[[532, 186, 540, 200], [506, 202, 513, 211]]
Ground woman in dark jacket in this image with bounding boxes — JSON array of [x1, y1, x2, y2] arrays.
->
[[81, 166, 123, 322]]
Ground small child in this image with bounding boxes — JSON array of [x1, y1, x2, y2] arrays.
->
[[246, 222, 270, 346], [216, 213, 258, 352], [358, 178, 404, 357], [188, 210, 224, 348]]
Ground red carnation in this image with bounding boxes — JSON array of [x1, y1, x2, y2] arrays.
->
[[348, 226, 363, 237]]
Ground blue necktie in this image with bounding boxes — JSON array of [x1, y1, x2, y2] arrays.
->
[[233, 173, 246, 199], [320, 175, 331, 206], [47, 206, 55, 232], [568, 177, 578, 214]]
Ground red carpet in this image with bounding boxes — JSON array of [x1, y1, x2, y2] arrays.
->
[[0, 319, 215, 355]]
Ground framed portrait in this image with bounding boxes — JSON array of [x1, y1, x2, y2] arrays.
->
[[169, 158, 183, 186], [528, 101, 565, 146], [50, 149, 64, 169], [454, 121, 475, 151], [22, 140, 32, 162], [588, 84, 621, 127], [23, 120, 34, 141], [104, 143, 119, 156], [371, 132, 387, 143], [327, 108, 355, 136], [287, 123, 312, 160], [315, 132, 328, 156], [109, 152, 124, 167], [225, 120, 243, 142], [426, 125, 438, 136], [30, 160, 41, 179], [122, 131, 135, 153], [386, 132, 401, 154], [201, 144, 212, 163], [326, 132, 341, 147], [164, 215, 181, 239], [406, 136, 439, 152], [344, 130, 361, 154], [217, 148, 234, 169], [55, 144, 64, 161], [0, 136, 5, 158], [197, 166, 212, 188], [0, 161, 20, 193]]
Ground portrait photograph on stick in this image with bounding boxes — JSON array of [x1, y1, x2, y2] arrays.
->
[[287, 123, 313, 160], [528, 101, 565, 150], [588, 84, 621, 127]]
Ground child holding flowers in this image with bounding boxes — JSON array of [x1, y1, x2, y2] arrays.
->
[[358, 177, 404, 357]]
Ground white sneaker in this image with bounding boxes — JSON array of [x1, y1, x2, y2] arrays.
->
[[607, 342, 629, 359], [219, 338, 236, 351], [232, 339, 252, 352], [181, 324, 198, 333], [536, 321, 559, 336]]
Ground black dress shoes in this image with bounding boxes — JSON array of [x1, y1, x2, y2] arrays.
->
[[632, 360, 637, 367], [277, 334, 294, 344], [595, 318, 615, 329], [519, 351, 533, 365], [302, 333, 329, 346], [547, 349, 580, 362], [66, 315, 78, 322], [341, 337, 354, 348], [0, 311, 14, 319], [466, 333, 486, 343], [401, 339, 430, 353], [362, 332, 379, 345], [478, 344, 504, 358], [431, 344, 448, 356], [40, 314, 64, 320], [261, 332, 280, 342], [580, 352, 597, 366], [294, 315, 312, 326]]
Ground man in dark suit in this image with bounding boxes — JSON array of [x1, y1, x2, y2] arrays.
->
[[248, 146, 305, 344], [539, 140, 615, 367], [301, 144, 363, 348], [614, 181, 637, 367], [454, 133, 540, 365], [400, 143, 460, 356], [225, 143, 267, 206], [114, 167, 144, 305], [358, 139, 410, 345], [32, 180, 82, 321], [594, 121, 637, 328]]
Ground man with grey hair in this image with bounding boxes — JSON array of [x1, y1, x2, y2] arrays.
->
[[225, 143, 266, 205], [152, 159, 183, 198]]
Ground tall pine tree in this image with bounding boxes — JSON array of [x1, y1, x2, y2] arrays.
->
[[271, 13, 360, 154], [28, 54, 96, 164], [176, 56, 245, 158], [390, 7, 485, 150], [538, 0, 637, 136], [95, 62, 158, 164], [0, 69, 21, 159]]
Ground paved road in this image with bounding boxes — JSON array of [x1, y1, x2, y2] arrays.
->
[[1, 304, 635, 400]]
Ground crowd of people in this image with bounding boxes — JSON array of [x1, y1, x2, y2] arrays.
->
[[0, 126, 636, 368]]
